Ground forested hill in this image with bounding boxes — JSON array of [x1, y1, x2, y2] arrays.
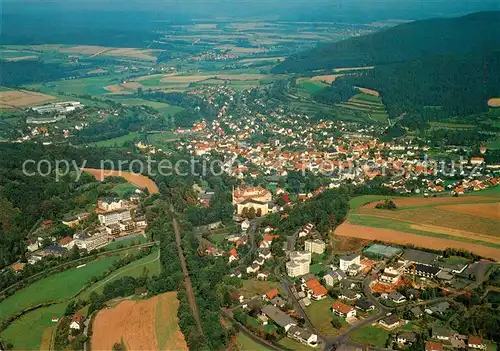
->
[[273, 11, 500, 73], [350, 50, 500, 125]]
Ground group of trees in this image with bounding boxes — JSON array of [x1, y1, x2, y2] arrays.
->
[[264, 188, 350, 240], [0, 60, 79, 86], [375, 199, 397, 210], [0, 143, 141, 269], [138, 90, 219, 128]]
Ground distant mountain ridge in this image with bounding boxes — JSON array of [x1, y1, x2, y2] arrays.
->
[[273, 11, 500, 73]]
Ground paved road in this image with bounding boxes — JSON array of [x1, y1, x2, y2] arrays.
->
[[278, 266, 393, 351]]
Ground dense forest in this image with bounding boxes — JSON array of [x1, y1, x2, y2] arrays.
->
[[0, 61, 80, 86], [0, 144, 139, 268], [273, 11, 500, 73], [347, 50, 500, 125]]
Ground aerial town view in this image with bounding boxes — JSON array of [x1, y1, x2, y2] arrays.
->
[[0, 0, 499, 350]]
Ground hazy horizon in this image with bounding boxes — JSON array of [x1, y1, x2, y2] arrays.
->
[[2, 0, 499, 22]]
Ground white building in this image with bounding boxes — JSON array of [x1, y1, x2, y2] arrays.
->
[[286, 259, 310, 277], [305, 239, 325, 254], [340, 253, 360, 271], [98, 208, 131, 226], [98, 198, 123, 211]]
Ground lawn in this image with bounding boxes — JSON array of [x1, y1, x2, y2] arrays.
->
[[310, 264, 324, 274], [25, 75, 116, 96], [92, 132, 140, 147], [350, 324, 390, 348], [278, 337, 315, 351], [352, 93, 382, 104], [113, 182, 138, 197], [305, 297, 347, 336], [0, 255, 120, 324], [0, 302, 67, 350], [105, 235, 146, 250], [208, 233, 226, 245], [486, 139, 500, 150], [79, 248, 161, 300], [238, 280, 279, 297], [472, 185, 500, 198], [235, 332, 272, 351], [441, 256, 472, 265], [299, 81, 328, 95]]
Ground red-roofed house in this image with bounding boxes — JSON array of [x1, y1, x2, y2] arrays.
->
[[304, 279, 328, 300], [468, 336, 486, 349], [10, 263, 25, 273], [58, 236, 74, 249], [228, 248, 239, 263], [264, 288, 279, 300], [331, 301, 356, 319], [425, 342, 443, 351], [70, 312, 84, 330]]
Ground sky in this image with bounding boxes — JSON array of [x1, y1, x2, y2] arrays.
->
[[2, 0, 499, 22]]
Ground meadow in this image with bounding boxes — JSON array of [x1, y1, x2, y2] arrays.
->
[[0, 302, 67, 350], [350, 325, 390, 348], [235, 333, 272, 351], [91, 132, 140, 147], [79, 247, 160, 299], [0, 245, 158, 349], [305, 297, 347, 336], [336, 193, 500, 260], [238, 280, 279, 297], [0, 255, 120, 325]]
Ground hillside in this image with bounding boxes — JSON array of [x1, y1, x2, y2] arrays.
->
[[349, 50, 500, 123], [273, 11, 500, 73]]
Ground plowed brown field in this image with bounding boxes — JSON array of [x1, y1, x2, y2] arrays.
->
[[82, 168, 159, 194], [362, 196, 497, 209], [437, 202, 499, 221], [335, 222, 500, 261], [91, 292, 187, 351]]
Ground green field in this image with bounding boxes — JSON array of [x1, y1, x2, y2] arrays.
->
[[0, 255, 120, 324], [429, 121, 474, 130], [238, 280, 279, 297], [441, 256, 472, 265], [105, 235, 147, 250], [487, 139, 500, 150], [92, 132, 140, 147], [352, 93, 382, 104], [349, 195, 397, 210], [299, 80, 329, 94], [472, 186, 500, 198], [350, 325, 390, 347], [79, 248, 160, 300], [0, 302, 67, 351], [309, 264, 323, 274], [24, 75, 120, 96], [235, 333, 272, 351], [113, 182, 138, 197], [305, 297, 347, 336], [278, 336, 315, 351]]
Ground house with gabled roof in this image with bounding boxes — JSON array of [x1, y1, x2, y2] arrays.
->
[[331, 301, 356, 319]]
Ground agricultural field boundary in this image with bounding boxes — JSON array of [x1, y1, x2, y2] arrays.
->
[[0, 245, 157, 332]]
